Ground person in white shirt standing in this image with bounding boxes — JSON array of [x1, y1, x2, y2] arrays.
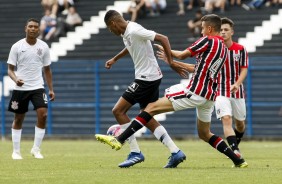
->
[[7, 18, 55, 160], [101, 10, 187, 168]]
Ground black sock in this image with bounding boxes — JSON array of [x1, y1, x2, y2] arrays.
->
[[117, 111, 152, 143], [208, 135, 242, 164], [234, 128, 245, 145], [227, 135, 239, 151]]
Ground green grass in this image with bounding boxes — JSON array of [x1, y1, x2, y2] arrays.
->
[[0, 139, 281, 184]]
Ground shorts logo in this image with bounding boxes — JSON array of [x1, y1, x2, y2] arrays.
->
[[11, 101, 19, 110], [43, 93, 48, 104], [127, 82, 139, 92]]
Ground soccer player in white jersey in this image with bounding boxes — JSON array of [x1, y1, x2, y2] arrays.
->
[[215, 17, 249, 158], [102, 10, 187, 168], [7, 18, 55, 160]]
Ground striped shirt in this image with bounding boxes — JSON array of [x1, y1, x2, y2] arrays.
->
[[217, 42, 249, 98], [186, 35, 228, 101]]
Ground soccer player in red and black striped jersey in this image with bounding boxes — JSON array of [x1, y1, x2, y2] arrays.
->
[[96, 14, 248, 168], [215, 17, 249, 158]]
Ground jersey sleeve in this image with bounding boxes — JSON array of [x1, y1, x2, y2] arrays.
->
[[187, 36, 209, 57], [43, 43, 51, 66], [240, 46, 248, 68], [7, 43, 18, 66], [133, 26, 156, 41]]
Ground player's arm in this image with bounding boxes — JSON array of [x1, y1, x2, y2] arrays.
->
[[105, 48, 129, 69], [231, 67, 248, 93], [43, 65, 55, 101], [154, 43, 192, 60], [7, 64, 24, 86], [156, 50, 195, 73], [171, 49, 192, 60], [153, 35, 188, 78]]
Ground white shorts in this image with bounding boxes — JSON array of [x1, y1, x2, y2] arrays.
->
[[215, 96, 246, 121], [165, 83, 214, 122]]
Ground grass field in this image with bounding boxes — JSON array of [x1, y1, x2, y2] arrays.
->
[[0, 139, 281, 184]]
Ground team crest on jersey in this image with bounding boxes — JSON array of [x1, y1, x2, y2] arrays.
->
[[37, 48, 43, 56], [126, 38, 132, 46], [217, 109, 220, 115], [11, 101, 19, 110], [233, 53, 240, 62]]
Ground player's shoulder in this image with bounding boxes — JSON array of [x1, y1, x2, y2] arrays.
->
[[12, 38, 25, 48], [230, 42, 245, 50], [36, 39, 49, 48]]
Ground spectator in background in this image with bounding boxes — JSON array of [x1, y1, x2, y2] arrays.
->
[[204, 0, 226, 13], [176, 0, 204, 15], [146, 0, 167, 16], [55, 6, 82, 37], [230, 0, 242, 6], [187, 9, 203, 41], [39, 9, 57, 41], [57, 0, 74, 16], [41, 0, 58, 18], [242, 0, 266, 10], [128, 0, 146, 22]]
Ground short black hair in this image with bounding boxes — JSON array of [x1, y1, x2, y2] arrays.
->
[[104, 10, 122, 25], [26, 18, 39, 25], [201, 14, 221, 33], [221, 17, 234, 29]]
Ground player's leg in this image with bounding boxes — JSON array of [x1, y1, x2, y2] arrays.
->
[[232, 98, 246, 146], [8, 90, 29, 160], [11, 113, 25, 160], [215, 96, 240, 154], [30, 89, 48, 159], [197, 101, 247, 167], [112, 97, 144, 167]]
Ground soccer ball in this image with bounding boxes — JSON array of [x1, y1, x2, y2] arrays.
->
[[107, 124, 122, 137]]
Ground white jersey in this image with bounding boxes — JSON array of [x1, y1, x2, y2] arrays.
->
[[121, 21, 162, 81], [7, 38, 51, 91]]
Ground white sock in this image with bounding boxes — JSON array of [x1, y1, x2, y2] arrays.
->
[[12, 128, 22, 153], [154, 126, 179, 153], [33, 126, 45, 149], [121, 122, 141, 153]]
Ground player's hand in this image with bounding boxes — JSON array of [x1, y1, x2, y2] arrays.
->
[[154, 44, 164, 52], [16, 79, 24, 86], [231, 84, 239, 93], [49, 90, 55, 101], [105, 59, 116, 69], [170, 62, 189, 79], [156, 50, 169, 64]]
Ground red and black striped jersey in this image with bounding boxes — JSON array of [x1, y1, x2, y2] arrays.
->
[[186, 35, 228, 101], [217, 42, 249, 98]]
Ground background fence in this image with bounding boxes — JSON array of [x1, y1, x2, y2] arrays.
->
[[0, 57, 282, 138]]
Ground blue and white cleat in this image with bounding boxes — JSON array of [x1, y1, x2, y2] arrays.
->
[[118, 152, 145, 168], [164, 150, 186, 168]]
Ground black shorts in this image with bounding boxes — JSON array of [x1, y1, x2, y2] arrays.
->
[[8, 88, 48, 114], [122, 78, 162, 109]]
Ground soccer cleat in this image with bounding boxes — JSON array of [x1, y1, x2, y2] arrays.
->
[[31, 147, 44, 159], [233, 161, 248, 168], [164, 150, 186, 168], [12, 151, 23, 160], [95, 134, 122, 150], [118, 152, 145, 168]]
